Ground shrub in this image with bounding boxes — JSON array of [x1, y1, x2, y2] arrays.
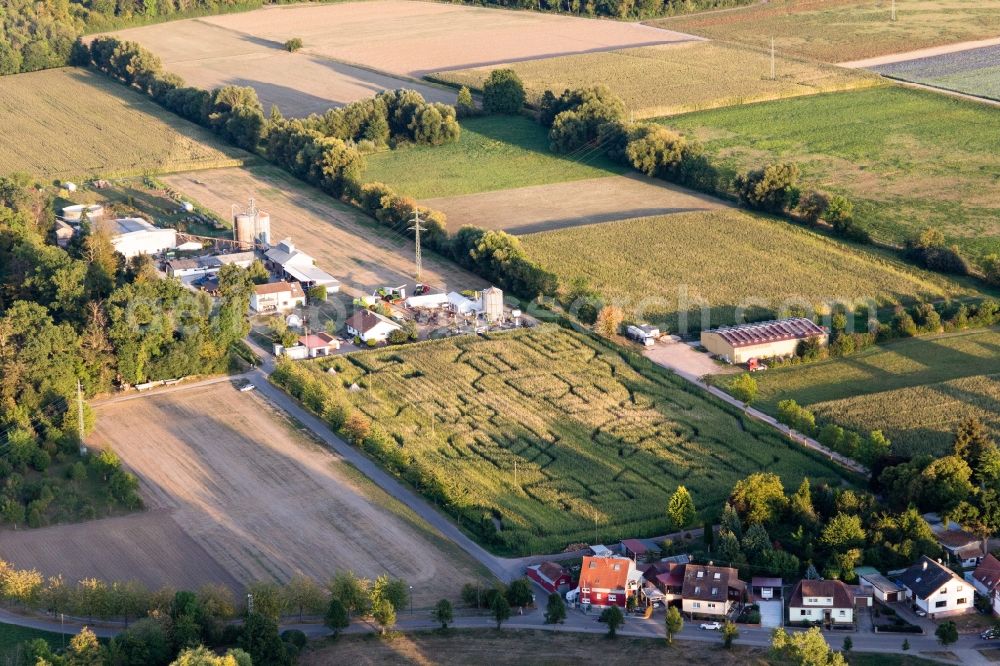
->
[[284, 38, 304, 52], [728, 373, 758, 404], [482, 69, 525, 115], [735, 163, 800, 214], [456, 86, 476, 118], [548, 86, 627, 153]]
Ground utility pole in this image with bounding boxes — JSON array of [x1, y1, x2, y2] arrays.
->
[[891, 0, 896, 21], [408, 210, 426, 280], [247, 593, 254, 615], [77, 379, 87, 456], [770, 38, 776, 80]]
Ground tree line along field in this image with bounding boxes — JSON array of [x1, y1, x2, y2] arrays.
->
[[750, 327, 1000, 457], [662, 86, 1000, 262], [291, 327, 847, 556], [0, 68, 249, 180], [362, 115, 627, 200], [431, 41, 881, 119], [519, 210, 978, 331], [650, 0, 1000, 64], [872, 44, 1000, 102]]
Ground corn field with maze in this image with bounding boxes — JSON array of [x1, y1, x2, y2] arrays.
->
[[275, 327, 846, 555]]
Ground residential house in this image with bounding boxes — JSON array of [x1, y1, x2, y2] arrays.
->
[[346, 309, 403, 343], [250, 281, 306, 314], [787, 580, 856, 626], [574, 555, 643, 609], [970, 554, 1000, 615], [265, 239, 340, 292], [936, 528, 984, 569], [642, 561, 686, 604], [896, 555, 974, 618], [751, 577, 783, 601], [526, 562, 572, 594], [298, 333, 340, 358], [681, 565, 745, 618]]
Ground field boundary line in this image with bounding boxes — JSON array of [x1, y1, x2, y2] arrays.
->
[[838, 36, 1000, 68], [875, 77, 1000, 108]]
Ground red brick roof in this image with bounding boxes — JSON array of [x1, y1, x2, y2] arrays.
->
[[788, 579, 855, 609], [299, 333, 337, 349], [535, 562, 567, 584], [255, 281, 304, 297], [621, 539, 649, 555], [579, 556, 634, 592], [706, 318, 826, 349]]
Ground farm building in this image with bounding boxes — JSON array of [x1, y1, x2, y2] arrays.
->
[[700, 318, 828, 364], [857, 568, 904, 603], [265, 238, 340, 292], [896, 556, 974, 618], [448, 291, 482, 316], [110, 217, 177, 259], [346, 309, 402, 343], [54, 219, 75, 248], [405, 292, 449, 309], [971, 555, 1000, 615], [526, 562, 572, 594], [681, 565, 745, 619], [627, 324, 660, 347], [570, 555, 642, 609], [166, 251, 255, 278], [787, 580, 857, 626], [250, 281, 305, 314]]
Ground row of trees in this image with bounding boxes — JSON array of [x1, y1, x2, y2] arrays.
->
[[444, 0, 753, 21]]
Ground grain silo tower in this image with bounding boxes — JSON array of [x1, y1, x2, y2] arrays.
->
[[231, 198, 271, 248], [480, 286, 503, 323]]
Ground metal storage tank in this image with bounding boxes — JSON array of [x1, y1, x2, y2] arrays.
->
[[234, 213, 254, 246], [481, 286, 503, 322], [255, 212, 271, 246]]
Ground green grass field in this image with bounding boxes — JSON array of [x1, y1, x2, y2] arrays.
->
[[520, 210, 977, 331], [662, 86, 1000, 262], [432, 42, 880, 119], [0, 68, 248, 180], [650, 0, 1000, 64], [280, 327, 847, 555], [0, 623, 66, 660], [752, 327, 1000, 456], [362, 115, 625, 199]]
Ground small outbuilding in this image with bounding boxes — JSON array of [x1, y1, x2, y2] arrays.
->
[[526, 562, 572, 594], [700, 317, 828, 364], [621, 539, 650, 561], [751, 577, 783, 601]]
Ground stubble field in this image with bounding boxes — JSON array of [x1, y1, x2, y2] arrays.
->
[[663, 86, 1000, 261], [0, 68, 247, 180], [650, 0, 1000, 64], [432, 41, 880, 119], [520, 210, 974, 331], [162, 166, 487, 298], [751, 327, 1000, 456], [280, 327, 846, 555]]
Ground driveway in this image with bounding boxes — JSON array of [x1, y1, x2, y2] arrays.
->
[[758, 600, 782, 628], [643, 340, 734, 382]]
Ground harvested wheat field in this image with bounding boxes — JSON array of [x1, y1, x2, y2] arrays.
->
[[108, 18, 455, 117], [0, 68, 246, 180], [163, 166, 487, 297], [433, 41, 880, 118], [73, 382, 487, 604], [424, 174, 728, 234], [125, 0, 695, 78]]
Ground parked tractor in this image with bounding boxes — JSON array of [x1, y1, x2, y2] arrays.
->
[[747, 358, 768, 372]]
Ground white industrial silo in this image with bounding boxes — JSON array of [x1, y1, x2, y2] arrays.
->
[[231, 198, 271, 247], [481, 286, 504, 323]]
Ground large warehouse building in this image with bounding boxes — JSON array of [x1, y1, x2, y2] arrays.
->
[[110, 217, 177, 259], [700, 317, 828, 363]]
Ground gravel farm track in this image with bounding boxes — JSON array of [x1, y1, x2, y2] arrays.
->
[[0, 382, 489, 607], [108, 0, 698, 117]]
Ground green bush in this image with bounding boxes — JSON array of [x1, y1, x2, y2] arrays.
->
[[483, 69, 525, 115], [284, 38, 303, 52]]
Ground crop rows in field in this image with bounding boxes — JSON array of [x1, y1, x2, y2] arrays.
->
[[872, 44, 1000, 101], [520, 210, 973, 332], [0, 68, 247, 179], [432, 41, 880, 118], [663, 86, 1000, 262], [650, 0, 1000, 64], [301, 327, 844, 555], [752, 327, 1000, 456]]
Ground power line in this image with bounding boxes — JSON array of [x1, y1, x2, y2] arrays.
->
[[408, 209, 427, 281]]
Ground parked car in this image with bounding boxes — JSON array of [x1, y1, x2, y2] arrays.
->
[[914, 608, 927, 617], [239, 382, 256, 392], [700, 621, 722, 630], [981, 628, 1000, 640]]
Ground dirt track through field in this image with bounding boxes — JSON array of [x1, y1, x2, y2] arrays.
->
[[1, 384, 487, 603], [423, 174, 730, 233], [163, 166, 487, 297]]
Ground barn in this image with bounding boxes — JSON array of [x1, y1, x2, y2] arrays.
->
[[700, 317, 828, 364]]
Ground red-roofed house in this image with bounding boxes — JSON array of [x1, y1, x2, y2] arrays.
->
[[700, 318, 828, 364], [298, 332, 340, 358], [574, 556, 643, 609], [621, 539, 649, 561], [971, 554, 1000, 615], [526, 562, 572, 594]]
